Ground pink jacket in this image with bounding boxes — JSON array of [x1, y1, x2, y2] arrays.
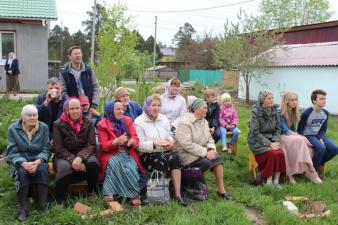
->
[[219, 104, 238, 128]]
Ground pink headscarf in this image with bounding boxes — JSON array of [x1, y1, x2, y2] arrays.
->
[[164, 78, 181, 99], [60, 97, 83, 134]]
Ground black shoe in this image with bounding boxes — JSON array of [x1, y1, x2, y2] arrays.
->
[[217, 192, 231, 200], [16, 210, 27, 221], [174, 196, 188, 207]]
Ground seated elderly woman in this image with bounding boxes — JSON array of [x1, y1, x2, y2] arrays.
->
[[248, 91, 286, 185], [97, 101, 144, 207], [175, 98, 231, 200], [7, 105, 50, 221], [134, 95, 186, 206], [53, 98, 99, 203], [114, 87, 143, 121]]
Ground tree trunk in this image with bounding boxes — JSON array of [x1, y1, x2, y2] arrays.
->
[[245, 83, 250, 103]]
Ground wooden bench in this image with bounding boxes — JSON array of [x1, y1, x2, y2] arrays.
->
[[48, 163, 89, 194], [248, 150, 327, 181], [226, 130, 241, 155]]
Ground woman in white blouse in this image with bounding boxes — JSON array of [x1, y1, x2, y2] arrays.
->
[[134, 94, 186, 206]]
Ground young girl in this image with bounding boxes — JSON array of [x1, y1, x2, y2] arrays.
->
[[219, 93, 240, 152]]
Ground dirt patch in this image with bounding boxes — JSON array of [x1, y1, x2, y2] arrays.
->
[[245, 207, 267, 225]]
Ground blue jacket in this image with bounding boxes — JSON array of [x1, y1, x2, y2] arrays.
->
[[297, 107, 329, 139], [280, 115, 296, 135], [7, 120, 50, 176], [124, 101, 143, 121], [36, 93, 68, 140]]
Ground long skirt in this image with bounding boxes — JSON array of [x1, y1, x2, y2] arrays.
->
[[255, 149, 286, 178], [280, 134, 317, 176], [103, 149, 140, 198], [140, 151, 181, 176]]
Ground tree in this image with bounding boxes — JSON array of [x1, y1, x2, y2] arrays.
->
[[94, 2, 150, 106], [72, 30, 91, 63], [259, 0, 332, 28], [48, 25, 73, 64], [213, 11, 284, 102], [143, 35, 163, 60], [172, 22, 196, 61]]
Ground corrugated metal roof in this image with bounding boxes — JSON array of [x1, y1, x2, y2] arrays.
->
[[0, 0, 57, 20], [265, 42, 338, 67]]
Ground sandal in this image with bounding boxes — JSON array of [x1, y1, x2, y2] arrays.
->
[[131, 197, 142, 207]]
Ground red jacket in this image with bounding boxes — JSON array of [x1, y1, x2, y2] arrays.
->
[[97, 116, 145, 182]]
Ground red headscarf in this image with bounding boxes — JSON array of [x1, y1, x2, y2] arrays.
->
[[60, 97, 83, 134]]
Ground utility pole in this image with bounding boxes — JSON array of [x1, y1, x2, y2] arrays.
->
[[90, 0, 97, 64], [153, 16, 157, 68], [60, 17, 64, 64]]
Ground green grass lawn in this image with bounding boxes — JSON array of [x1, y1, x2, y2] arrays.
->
[[1, 98, 338, 225]]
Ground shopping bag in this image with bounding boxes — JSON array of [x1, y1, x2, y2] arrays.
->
[[146, 170, 170, 204]]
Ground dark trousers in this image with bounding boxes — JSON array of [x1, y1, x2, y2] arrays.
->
[[7, 74, 20, 93], [212, 127, 221, 144], [54, 162, 99, 202], [305, 135, 338, 169]]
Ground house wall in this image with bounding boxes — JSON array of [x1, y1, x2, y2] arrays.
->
[[0, 22, 48, 92], [238, 67, 338, 114]]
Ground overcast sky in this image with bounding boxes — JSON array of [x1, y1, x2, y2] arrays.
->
[[52, 0, 338, 46]]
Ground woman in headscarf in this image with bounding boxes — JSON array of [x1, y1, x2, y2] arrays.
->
[[7, 105, 50, 221], [97, 101, 144, 207], [279, 92, 322, 184], [134, 94, 186, 206], [248, 91, 286, 185], [53, 97, 99, 203], [175, 98, 231, 200], [160, 78, 186, 131]]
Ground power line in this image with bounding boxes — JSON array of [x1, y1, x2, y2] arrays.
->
[[129, 0, 255, 13]]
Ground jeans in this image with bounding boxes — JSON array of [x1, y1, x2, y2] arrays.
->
[[220, 127, 240, 146], [305, 135, 338, 169]]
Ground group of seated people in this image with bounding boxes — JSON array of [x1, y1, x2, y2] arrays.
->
[[6, 75, 338, 221], [248, 89, 338, 186]]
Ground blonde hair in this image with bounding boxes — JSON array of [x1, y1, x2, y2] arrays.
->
[[280, 92, 300, 128], [203, 89, 217, 98], [220, 93, 232, 103], [151, 94, 161, 104]]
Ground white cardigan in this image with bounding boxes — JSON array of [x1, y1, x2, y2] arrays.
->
[[134, 113, 174, 153]]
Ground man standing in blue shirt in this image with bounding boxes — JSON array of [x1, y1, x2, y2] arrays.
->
[[298, 89, 338, 171]]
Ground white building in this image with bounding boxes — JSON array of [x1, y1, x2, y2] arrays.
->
[[238, 42, 338, 114]]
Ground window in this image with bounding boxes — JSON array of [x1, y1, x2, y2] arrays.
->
[[0, 32, 15, 65]]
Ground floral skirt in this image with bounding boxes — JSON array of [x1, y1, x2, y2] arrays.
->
[[140, 151, 181, 176]]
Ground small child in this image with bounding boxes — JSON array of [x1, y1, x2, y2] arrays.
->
[[219, 93, 240, 152], [204, 89, 221, 143]]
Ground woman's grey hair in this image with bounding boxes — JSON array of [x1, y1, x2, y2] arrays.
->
[[21, 104, 38, 118], [258, 90, 273, 105]]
